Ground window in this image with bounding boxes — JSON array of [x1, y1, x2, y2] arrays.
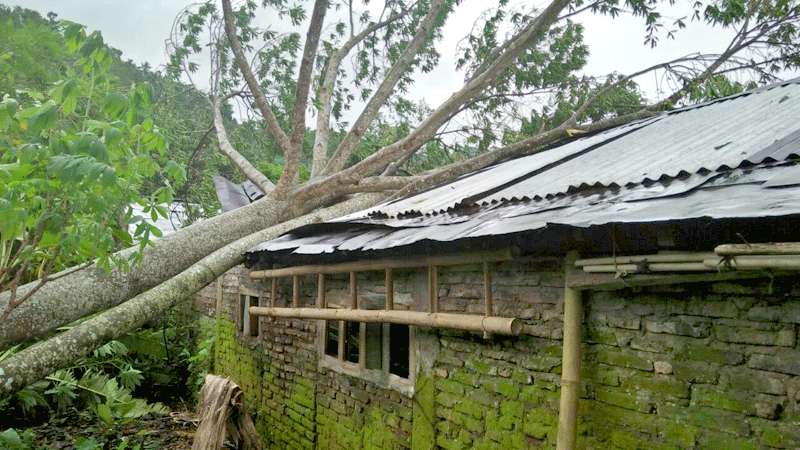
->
[[321, 320, 412, 381], [324, 320, 339, 357], [239, 292, 260, 337], [389, 324, 409, 378], [315, 271, 414, 393]]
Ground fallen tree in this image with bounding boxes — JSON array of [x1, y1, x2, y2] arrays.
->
[[2, 0, 799, 391], [0, 193, 383, 393]]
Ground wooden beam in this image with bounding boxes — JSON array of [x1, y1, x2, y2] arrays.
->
[[292, 275, 300, 307], [337, 320, 345, 361], [483, 262, 493, 316], [270, 278, 277, 307], [249, 307, 523, 335], [428, 265, 438, 313], [385, 268, 394, 310], [716, 242, 800, 256], [350, 271, 358, 309], [249, 296, 259, 337], [317, 273, 326, 308], [359, 322, 367, 369], [250, 249, 514, 278]]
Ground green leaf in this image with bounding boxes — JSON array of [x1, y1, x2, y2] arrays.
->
[[104, 127, 123, 145], [103, 92, 128, 119], [16, 100, 58, 134], [62, 21, 87, 52], [50, 79, 80, 114], [0, 97, 18, 131], [74, 436, 103, 450], [163, 160, 186, 184], [96, 403, 114, 426], [47, 154, 117, 185], [0, 429, 23, 448]]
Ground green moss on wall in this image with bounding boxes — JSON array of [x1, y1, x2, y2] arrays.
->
[[412, 372, 435, 450]]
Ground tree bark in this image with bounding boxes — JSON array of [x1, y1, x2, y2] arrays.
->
[[0, 193, 288, 348], [212, 97, 275, 193], [0, 194, 384, 393]]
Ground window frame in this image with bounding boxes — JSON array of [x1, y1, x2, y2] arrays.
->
[[238, 287, 262, 338], [317, 311, 416, 396]]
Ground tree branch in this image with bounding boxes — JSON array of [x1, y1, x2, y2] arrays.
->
[[299, 0, 572, 199], [310, 10, 409, 178], [280, 0, 329, 190], [221, 0, 292, 158], [212, 96, 276, 193], [322, 0, 449, 176]]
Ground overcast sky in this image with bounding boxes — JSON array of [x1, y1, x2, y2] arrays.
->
[[5, 0, 749, 112]]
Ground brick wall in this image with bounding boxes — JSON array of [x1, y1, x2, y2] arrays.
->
[[202, 257, 800, 449]]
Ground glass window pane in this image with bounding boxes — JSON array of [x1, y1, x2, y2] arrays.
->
[[238, 294, 246, 333], [389, 324, 409, 378], [345, 321, 360, 363], [324, 320, 339, 357], [249, 296, 260, 336]]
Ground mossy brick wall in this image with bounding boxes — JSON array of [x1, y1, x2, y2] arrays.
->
[[204, 258, 800, 449]]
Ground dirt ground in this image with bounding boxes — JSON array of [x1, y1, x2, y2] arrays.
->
[[27, 410, 197, 449]]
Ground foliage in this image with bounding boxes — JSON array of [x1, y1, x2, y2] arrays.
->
[[0, 6, 67, 96], [184, 333, 216, 397], [0, 19, 186, 309], [0, 427, 39, 450], [0, 337, 168, 427]]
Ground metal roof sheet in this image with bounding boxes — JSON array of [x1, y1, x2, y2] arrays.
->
[[339, 80, 800, 221], [248, 79, 800, 258]]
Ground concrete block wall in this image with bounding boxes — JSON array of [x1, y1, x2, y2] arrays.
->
[[202, 258, 800, 449]]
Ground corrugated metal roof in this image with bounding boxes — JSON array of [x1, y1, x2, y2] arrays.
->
[[248, 79, 800, 258]]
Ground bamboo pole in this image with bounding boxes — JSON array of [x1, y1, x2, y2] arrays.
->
[[428, 265, 438, 313], [250, 249, 514, 278], [567, 269, 775, 291], [704, 255, 800, 270], [581, 262, 711, 273], [270, 278, 277, 307], [715, 242, 800, 256], [385, 268, 394, 310], [248, 307, 523, 335], [292, 275, 300, 307], [557, 252, 582, 450], [575, 252, 714, 266]]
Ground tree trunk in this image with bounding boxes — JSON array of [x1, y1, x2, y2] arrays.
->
[[0, 194, 383, 393], [0, 187, 378, 348]]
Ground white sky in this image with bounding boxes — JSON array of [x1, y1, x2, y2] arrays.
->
[[4, 0, 761, 116]]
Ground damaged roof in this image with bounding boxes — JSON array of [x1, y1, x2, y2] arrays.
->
[[247, 79, 800, 260]]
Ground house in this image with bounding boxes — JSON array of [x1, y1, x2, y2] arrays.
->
[[200, 79, 800, 449]]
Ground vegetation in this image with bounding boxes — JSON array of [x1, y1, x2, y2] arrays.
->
[[0, 0, 798, 445]]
